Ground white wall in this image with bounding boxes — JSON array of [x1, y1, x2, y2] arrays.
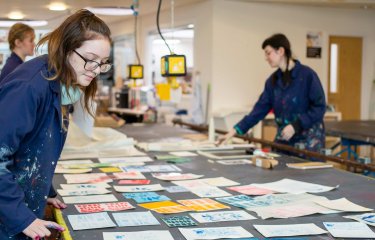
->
[[109, 0, 375, 121], [110, 0, 213, 121], [150, 37, 194, 84], [211, 1, 375, 120]]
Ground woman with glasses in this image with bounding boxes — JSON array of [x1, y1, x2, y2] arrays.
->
[[217, 33, 326, 156], [0, 9, 112, 240]]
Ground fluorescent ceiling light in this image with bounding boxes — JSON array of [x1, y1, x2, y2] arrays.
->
[[49, 2, 68, 11], [8, 11, 24, 20], [187, 24, 194, 28], [0, 20, 48, 27], [163, 30, 194, 39], [153, 39, 181, 45], [85, 7, 133, 16]]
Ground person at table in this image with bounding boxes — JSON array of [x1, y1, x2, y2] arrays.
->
[[0, 9, 112, 240], [0, 23, 35, 84], [217, 33, 326, 153]]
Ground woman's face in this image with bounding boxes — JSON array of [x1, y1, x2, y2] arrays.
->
[[69, 38, 111, 87], [18, 32, 35, 56], [264, 45, 284, 68]]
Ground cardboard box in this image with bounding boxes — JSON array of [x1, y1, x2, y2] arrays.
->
[[252, 157, 278, 169]]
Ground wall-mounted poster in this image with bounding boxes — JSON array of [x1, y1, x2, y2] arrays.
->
[[306, 31, 322, 58]]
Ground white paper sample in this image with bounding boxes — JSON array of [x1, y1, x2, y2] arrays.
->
[[189, 185, 232, 198], [103, 231, 174, 240], [114, 184, 164, 193], [121, 164, 182, 172], [254, 223, 327, 237], [67, 212, 116, 230], [55, 166, 92, 174], [169, 151, 198, 157], [60, 183, 111, 190], [112, 211, 159, 227], [315, 198, 373, 212], [57, 188, 110, 196], [244, 193, 338, 219], [173, 177, 239, 188], [216, 159, 252, 165], [63, 173, 112, 184], [179, 226, 253, 240], [99, 156, 153, 164], [63, 194, 117, 204], [324, 222, 375, 238], [165, 186, 189, 193], [58, 160, 94, 165], [252, 178, 338, 194], [152, 173, 204, 181], [251, 201, 337, 219], [61, 124, 141, 160], [190, 210, 256, 223], [344, 213, 375, 226]]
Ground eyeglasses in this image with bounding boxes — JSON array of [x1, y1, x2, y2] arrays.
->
[[73, 50, 112, 73]]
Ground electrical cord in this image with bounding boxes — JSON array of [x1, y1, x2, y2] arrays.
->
[[134, 14, 141, 64], [156, 0, 173, 54]]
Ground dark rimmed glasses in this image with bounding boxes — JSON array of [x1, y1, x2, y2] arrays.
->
[[73, 50, 112, 73]]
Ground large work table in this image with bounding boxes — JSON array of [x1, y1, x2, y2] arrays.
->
[[325, 120, 375, 145], [325, 120, 375, 160], [53, 123, 375, 239]]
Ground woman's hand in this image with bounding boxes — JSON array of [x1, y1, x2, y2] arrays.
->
[[47, 197, 67, 209], [281, 124, 295, 141], [22, 218, 65, 240], [216, 128, 237, 146]]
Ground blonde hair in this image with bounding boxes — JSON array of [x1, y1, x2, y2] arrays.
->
[[8, 23, 35, 50]]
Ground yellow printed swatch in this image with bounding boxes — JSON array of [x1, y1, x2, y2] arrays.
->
[[99, 167, 122, 173], [139, 201, 191, 214], [178, 198, 230, 212]]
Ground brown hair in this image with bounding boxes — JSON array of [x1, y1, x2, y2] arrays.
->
[[36, 9, 111, 116], [8, 23, 35, 50], [262, 33, 293, 86]]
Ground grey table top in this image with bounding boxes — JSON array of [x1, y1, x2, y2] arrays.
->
[[325, 120, 375, 145], [53, 124, 375, 240]]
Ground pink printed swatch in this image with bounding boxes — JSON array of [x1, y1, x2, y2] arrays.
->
[[75, 202, 135, 213], [118, 179, 151, 185]]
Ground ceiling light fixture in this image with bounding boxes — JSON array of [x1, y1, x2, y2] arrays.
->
[[8, 11, 25, 20], [49, 2, 68, 11], [85, 7, 134, 16], [163, 30, 194, 38], [0, 19, 48, 27], [153, 39, 181, 45]]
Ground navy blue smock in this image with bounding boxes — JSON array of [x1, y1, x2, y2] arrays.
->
[[0, 52, 24, 85], [0, 55, 67, 239], [235, 60, 326, 152]]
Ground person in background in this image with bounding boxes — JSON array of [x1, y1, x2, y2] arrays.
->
[[0, 23, 35, 84], [217, 33, 326, 154], [0, 9, 112, 240]]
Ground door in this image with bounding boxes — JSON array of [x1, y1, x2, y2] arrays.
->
[[328, 36, 362, 120]]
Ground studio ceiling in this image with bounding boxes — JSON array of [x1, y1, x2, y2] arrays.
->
[[0, 0, 373, 29], [0, 0, 203, 28]]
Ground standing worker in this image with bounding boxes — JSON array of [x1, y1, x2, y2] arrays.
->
[[217, 33, 326, 153], [0, 9, 112, 239], [0, 23, 35, 84]]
